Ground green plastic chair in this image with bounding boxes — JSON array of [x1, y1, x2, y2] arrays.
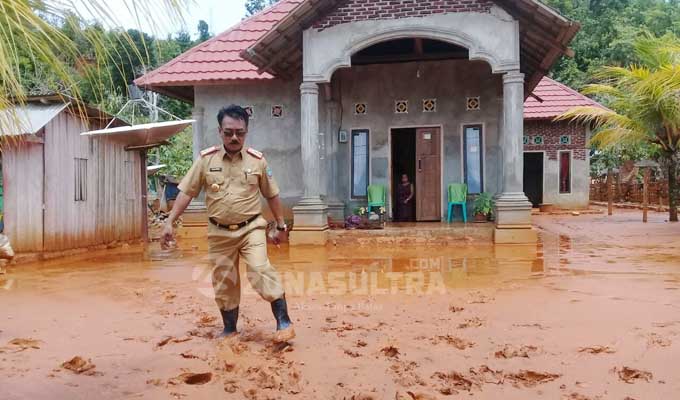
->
[[447, 183, 468, 223], [367, 184, 386, 213]]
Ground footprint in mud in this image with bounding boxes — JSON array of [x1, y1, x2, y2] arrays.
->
[[495, 344, 540, 358], [391, 360, 426, 387], [168, 372, 212, 385], [577, 346, 615, 354], [646, 333, 671, 348], [1, 338, 41, 353], [505, 370, 561, 387], [396, 391, 439, 400], [430, 335, 475, 350], [457, 317, 484, 329], [612, 367, 653, 383]]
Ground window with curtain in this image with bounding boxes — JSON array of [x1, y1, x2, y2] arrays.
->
[[351, 129, 369, 198], [559, 151, 571, 193], [463, 125, 483, 194]]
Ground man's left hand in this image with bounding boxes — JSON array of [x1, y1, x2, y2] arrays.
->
[[267, 223, 287, 247]]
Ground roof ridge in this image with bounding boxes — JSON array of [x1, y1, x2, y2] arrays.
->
[[136, 0, 297, 86]]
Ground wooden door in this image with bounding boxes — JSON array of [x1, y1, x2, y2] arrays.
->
[[415, 128, 441, 221]]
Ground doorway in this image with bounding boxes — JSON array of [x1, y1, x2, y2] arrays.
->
[[391, 128, 416, 221], [390, 127, 442, 222], [523, 152, 543, 207]]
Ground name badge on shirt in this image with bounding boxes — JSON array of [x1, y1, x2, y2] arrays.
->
[[209, 167, 222, 172]]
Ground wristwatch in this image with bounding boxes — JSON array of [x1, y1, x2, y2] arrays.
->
[[276, 223, 287, 232]]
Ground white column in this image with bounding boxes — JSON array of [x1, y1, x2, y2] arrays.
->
[[300, 82, 322, 200], [494, 71, 535, 243], [188, 106, 207, 212], [290, 82, 329, 245]]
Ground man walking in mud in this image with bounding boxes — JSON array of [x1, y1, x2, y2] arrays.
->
[[161, 105, 294, 343]]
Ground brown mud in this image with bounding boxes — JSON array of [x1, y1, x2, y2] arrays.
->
[[1, 207, 679, 399]]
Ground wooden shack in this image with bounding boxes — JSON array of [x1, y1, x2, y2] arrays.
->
[[0, 96, 144, 253]]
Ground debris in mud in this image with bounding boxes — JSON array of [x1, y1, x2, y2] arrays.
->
[[562, 393, 600, 400], [196, 313, 218, 328], [356, 339, 368, 347], [504, 370, 561, 387], [495, 344, 540, 358], [448, 305, 464, 313], [223, 379, 239, 393], [613, 367, 653, 383], [380, 346, 400, 358], [578, 346, 615, 354], [168, 372, 212, 385], [61, 356, 99, 375], [469, 365, 504, 385], [513, 323, 548, 330], [146, 378, 164, 386], [179, 352, 201, 359], [431, 335, 475, 350], [457, 317, 484, 329], [155, 336, 192, 349]]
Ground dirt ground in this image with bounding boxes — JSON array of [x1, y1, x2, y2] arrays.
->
[[1, 207, 679, 400]]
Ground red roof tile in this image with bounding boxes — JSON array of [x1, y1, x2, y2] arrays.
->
[[134, 0, 303, 87], [524, 76, 604, 120]]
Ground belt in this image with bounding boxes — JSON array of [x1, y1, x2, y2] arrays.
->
[[209, 214, 260, 231]]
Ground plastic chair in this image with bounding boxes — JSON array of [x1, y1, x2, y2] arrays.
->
[[367, 184, 386, 213], [447, 183, 467, 223]]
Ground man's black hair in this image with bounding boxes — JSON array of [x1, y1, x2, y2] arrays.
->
[[217, 104, 249, 128]]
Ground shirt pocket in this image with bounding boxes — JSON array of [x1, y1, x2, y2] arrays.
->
[[246, 173, 260, 186]]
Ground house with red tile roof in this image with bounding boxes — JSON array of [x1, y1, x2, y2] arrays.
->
[[136, 0, 586, 244]]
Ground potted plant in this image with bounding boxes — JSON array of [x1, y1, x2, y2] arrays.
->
[[472, 193, 494, 223]]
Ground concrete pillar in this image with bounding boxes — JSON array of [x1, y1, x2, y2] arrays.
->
[[186, 106, 207, 219], [325, 100, 345, 223], [494, 71, 536, 244], [290, 82, 329, 245]]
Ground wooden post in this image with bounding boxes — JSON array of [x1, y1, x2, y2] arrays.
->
[[607, 168, 613, 216], [140, 150, 149, 242], [642, 168, 650, 223]]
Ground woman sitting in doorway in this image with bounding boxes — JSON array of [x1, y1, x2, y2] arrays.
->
[[395, 173, 415, 222]]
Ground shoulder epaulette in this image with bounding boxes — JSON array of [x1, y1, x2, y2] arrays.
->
[[200, 146, 220, 157], [246, 147, 263, 159]]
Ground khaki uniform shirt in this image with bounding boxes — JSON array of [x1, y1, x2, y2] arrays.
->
[[178, 146, 280, 225]]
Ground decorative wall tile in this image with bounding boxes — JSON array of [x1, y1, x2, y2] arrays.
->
[[422, 98, 437, 113], [271, 105, 283, 118], [533, 135, 544, 145], [395, 100, 408, 114], [523, 135, 530, 145], [559, 135, 571, 145], [466, 96, 480, 111], [354, 103, 367, 115], [244, 106, 255, 119]]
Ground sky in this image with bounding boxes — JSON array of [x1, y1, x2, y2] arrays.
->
[[72, 0, 248, 39]]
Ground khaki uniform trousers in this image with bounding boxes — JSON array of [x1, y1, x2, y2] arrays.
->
[[207, 216, 284, 311]]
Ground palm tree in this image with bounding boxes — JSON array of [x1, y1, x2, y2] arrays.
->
[[0, 0, 187, 126], [556, 34, 680, 222]]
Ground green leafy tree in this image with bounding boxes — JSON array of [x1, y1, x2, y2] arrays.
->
[[557, 33, 680, 222], [197, 20, 211, 43], [245, 0, 279, 16]]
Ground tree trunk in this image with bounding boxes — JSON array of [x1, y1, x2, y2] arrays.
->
[[668, 157, 678, 222]]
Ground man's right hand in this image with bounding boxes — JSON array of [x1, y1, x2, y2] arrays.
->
[[160, 222, 175, 249]]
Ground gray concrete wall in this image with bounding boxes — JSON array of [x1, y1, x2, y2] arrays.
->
[[331, 59, 503, 218], [194, 79, 305, 217], [543, 156, 590, 209]]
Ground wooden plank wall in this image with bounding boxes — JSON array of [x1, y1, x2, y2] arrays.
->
[[2, 141, 44, 252], [43, 111, 142, 251]]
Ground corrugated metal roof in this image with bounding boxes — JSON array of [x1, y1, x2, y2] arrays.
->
[[0, 102, 69, 136], [134, 0, 303, 88], [524, 77, 605, 120], [81, 120, 194, 147]]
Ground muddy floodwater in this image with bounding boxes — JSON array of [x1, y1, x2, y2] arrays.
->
[[1, 208, 679, 399]]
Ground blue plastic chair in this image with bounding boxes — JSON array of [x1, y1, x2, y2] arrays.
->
[[447, 183, 467, 223], [367, 184, 386, 213]]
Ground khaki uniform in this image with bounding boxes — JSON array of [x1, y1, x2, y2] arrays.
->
[[178, 146, 284, 310]]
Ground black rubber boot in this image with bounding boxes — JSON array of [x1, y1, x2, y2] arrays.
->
[[271, 295, 295, 343], [219, 307, 239, 337]]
